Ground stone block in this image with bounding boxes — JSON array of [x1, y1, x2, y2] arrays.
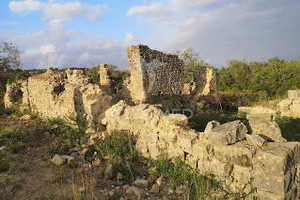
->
[[288, 90, 299, 100]]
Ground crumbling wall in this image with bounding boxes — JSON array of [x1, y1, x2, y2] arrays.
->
[[127, 45, 185, 104], [277, 90, 300, 118], [239, 89, 300, 118], [99, 64, 112, 94], [102, 101, 300, 199], [4, 82, 23, 108], [5, 68, 112, 129]]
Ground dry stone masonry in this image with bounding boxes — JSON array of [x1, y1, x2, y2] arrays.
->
[[127, 45, 217, 104], [277, 90, 300, 118], [4, 68, 112, 129], [102, 101, 300, 200], [239, 89, 300, 118]]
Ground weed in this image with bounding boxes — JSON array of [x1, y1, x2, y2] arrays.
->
[[0, 152, 10, 172], [276, 116, 300, 141], [189, 112, 248, 132], [95, 130, 147, 183]]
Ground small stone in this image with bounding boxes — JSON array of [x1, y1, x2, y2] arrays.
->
[[134, 178, 149, 188], [61, 155, 75, 164], [126, 186, 143, 196], [156, 176, 163, 187], [150, 184, 160, 194], [81, 148, 89, 156], [92, 159, 101, 167], [104, 164, 114, 179], [51, 154, 66, 166], [0, 146, 5, 151], [108, 191, 114, 196], [21, 114, 31, 120], [117, 172, 123, 181], [50, 124, 59, 129]]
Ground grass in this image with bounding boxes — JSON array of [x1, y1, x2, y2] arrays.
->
[[47, 115, 88, 155], [276, 116, 300, 141], [0, 152, 10, 172], [95, 130, 147, 184], [189, 112, 248, 132], [150, 153, 221, 199]]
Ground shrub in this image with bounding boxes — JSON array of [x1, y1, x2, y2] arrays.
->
[[95, 130, 147, 183], [0, 152, 10, 172], [150, 153, 221, 199]]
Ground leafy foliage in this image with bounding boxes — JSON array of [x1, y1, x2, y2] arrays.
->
[[218, 58, 300, 98], [0, 42, 22, 71]]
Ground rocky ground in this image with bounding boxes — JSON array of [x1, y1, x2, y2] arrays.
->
[[0, 112, 201, 200]]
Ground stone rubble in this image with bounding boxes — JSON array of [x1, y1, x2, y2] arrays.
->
[[102, 101, 300, 199]]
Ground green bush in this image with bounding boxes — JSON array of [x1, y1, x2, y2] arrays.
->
[[189, 112, 248, 132], [0, 152, 10, 173], [95, 130, 146, 183], [276, 116, 300, 141], [217, 59, 300, 99], [150, 153, 221, 199]]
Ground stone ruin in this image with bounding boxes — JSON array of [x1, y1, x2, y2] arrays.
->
[[126, 44, 217, 104], [4, 68, 112, 129], [239, 89, 300, 118], [3, 45, 300, 199], [102, 101, 300, 199]]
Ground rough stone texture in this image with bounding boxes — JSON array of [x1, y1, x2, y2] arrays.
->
[[239, 90, 300, 118], [126, 45, 217, 104], [5, 68, 112, 129], [99, 64, 112, 94], [103, 101, 300, 199], [247, 113, 283, 140], [277, 90, 300, 118], [238, 106, 276, 115], [4, 82, 23, 108], [127, 45, 185, 104]]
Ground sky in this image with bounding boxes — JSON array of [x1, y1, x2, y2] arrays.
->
[[0, 0, 300, 69]]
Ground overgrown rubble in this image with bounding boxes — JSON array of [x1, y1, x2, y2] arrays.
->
[[3, 45, 300, 199]]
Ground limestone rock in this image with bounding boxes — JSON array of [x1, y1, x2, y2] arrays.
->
[[104, 164, 114, 179], [245, 134, 265, 147], [125, 186, 143, 196], [206, 120, 247, 145], [51, 154, 66, 166], [247, 114, 282, 140], [134, 178, 149, 188]]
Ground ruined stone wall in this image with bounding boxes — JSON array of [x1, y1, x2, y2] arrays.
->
[[5, 68, 112, 129], [277, 90, 300, 118], [99, 64, 112, 94], [127, 45, 185, 104], [239, 89, 300, 118], [102, 101, 300, 199], [127, 45, 217, 105]]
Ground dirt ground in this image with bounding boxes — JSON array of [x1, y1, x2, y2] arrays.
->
[[0, 115, 184, 200]]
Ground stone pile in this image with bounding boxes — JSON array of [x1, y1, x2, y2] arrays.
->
[[102, 101, 300, 200]]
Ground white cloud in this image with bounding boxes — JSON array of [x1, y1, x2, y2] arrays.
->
[[128, 0, 300, 66], [9, 0, 103, 21], [9, 0, 43, 13]]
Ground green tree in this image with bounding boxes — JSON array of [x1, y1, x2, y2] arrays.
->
[[0, 42, 22, 71]]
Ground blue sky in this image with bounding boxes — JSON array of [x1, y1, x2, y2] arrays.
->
[[0, 0, 300, 69]]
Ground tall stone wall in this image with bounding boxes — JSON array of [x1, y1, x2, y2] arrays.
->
[[127, 44, 217, 105], [102, 101, 300, 200], [127, 45, 185, 104]]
